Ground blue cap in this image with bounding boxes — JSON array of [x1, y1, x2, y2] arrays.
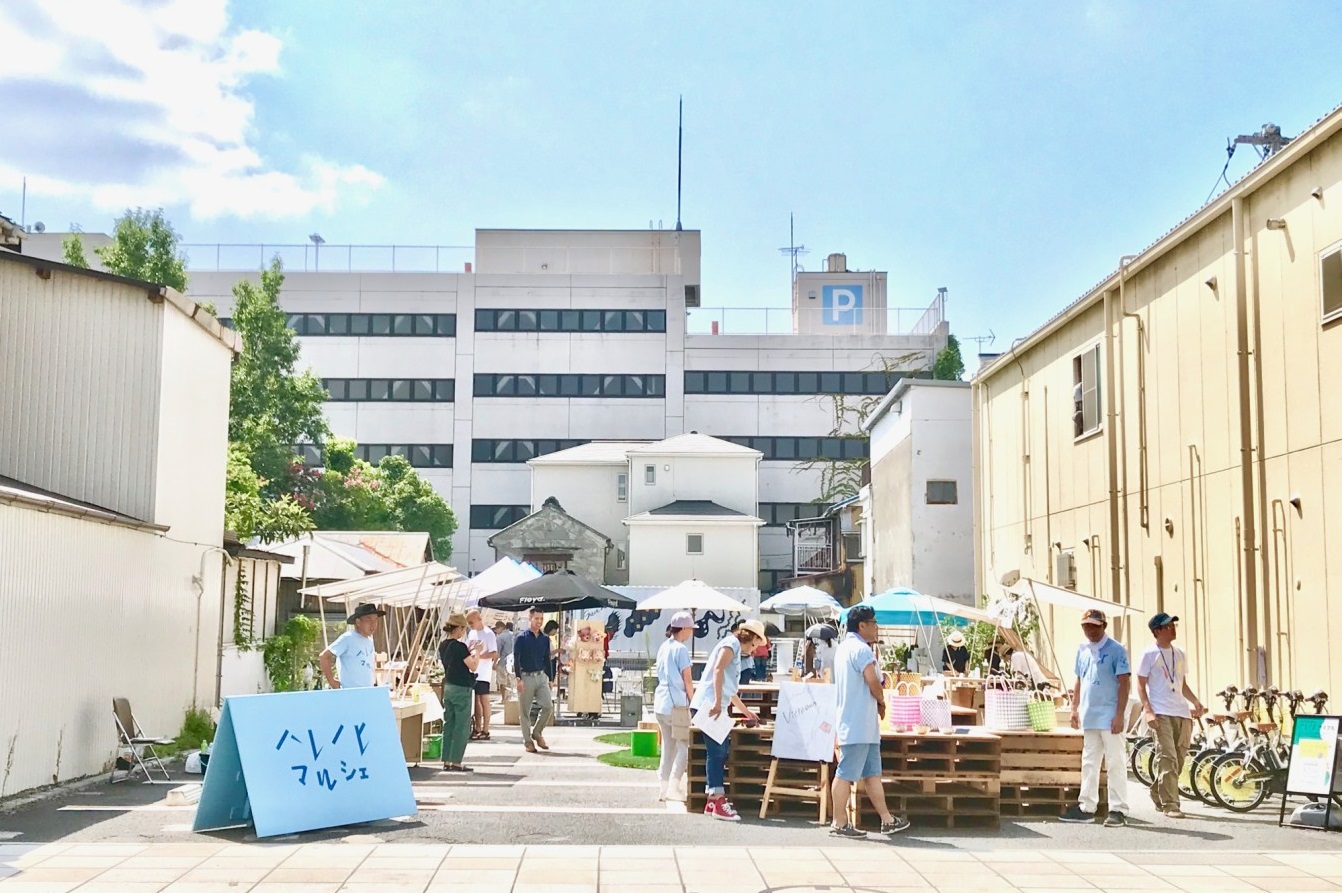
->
[[1148, 612, 1179, 632]]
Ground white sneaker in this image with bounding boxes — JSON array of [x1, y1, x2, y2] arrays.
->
[[658, 781, 668, 802], [668, 778, 688, 803]]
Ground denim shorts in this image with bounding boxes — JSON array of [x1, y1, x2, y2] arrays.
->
[[836, 742, 882, 782]]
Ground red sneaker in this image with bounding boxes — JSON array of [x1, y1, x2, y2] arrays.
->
[[705, 796, 741, 822]]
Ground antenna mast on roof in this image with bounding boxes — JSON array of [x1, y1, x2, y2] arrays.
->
[[675, 97, 683, 232], [778, 213, 809, 282], [1232, 122, 1293, 160]]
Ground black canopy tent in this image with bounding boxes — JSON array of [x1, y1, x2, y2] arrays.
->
[[476, 570, 637, 612]]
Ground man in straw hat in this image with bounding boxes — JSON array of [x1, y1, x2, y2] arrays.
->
[[319, 603, 386, 690], [942, 629, 971, 674]]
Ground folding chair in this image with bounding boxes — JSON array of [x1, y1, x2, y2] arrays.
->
[[111, 697, 174, 783]]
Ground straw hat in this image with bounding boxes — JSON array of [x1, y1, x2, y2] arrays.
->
[[946, 630, 967, 647], [443, 612, 469, 630]]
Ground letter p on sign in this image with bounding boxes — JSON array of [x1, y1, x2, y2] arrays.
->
[[822, 285, 863, 325]]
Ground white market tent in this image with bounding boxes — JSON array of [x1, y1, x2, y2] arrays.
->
[[638, 579, 751, 613], [759, 585, 842, 618]]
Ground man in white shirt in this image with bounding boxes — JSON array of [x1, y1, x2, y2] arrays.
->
[[319, 603, 385, 689], [1136, 612, 1206, 818], [465, 610, 499, 740]]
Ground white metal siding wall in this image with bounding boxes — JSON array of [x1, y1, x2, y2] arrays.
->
[[0, 504, 220, 797], [0, 263, 163, 520]]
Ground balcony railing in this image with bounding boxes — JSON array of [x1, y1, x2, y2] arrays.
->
[[182, 243, 475, 273], [687, 294, 945, 337]]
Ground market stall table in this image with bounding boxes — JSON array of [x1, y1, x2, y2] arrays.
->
[[391, 698, 427, 766]]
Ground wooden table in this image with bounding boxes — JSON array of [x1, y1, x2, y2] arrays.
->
[[391, 699, 427, 766]]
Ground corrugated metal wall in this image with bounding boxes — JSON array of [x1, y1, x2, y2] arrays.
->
[[0, 503, 220, 797], [0, 262, 163, 520]]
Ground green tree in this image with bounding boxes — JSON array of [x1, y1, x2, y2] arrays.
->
[[932, 334, 965, 381], [228, 258, 330, 494], [377, 454, 458, 560], [95, 208, 188, 290], [224, 443, 313, 542], [62, 232, 89, 268]]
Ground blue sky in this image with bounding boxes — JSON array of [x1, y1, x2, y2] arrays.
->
[[3, 1, 1342, 350]]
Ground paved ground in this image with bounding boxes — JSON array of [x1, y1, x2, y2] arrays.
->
[[2, 722, 1341, 890]]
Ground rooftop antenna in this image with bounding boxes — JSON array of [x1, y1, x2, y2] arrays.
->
[[1233, 122, 1293, 160], [675, 96, 683, 232], [778, 213, 809, 282]]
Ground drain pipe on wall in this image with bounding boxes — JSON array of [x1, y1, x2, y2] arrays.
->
[[1102, 289, 1124, 642], [1232, 196, 1261, 672], [193, 546, 228, 710], [1115, 254, 1141, 621]]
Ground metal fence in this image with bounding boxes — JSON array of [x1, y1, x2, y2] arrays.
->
[[182, 243, 475, 273], [686, 296, 946, 337]]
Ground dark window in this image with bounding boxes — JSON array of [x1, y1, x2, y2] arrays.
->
[[752, 372, 772, 392], [774, 438, 797, 460], [927, 480, 958, 505], [560, 310, 581, 331], [515, 375, 537, 396], [706, 372, 729, 394], [470, 505, 530, 529], [471, 439, 593, 462], [496, 310, 518, 331], [819, 372, 842, 393], [842, 372, 865, 394], [646, 375, 665, 397], [647, 310, 666, 332], [797, 437, 819, 460], [603, 375, 625, 396], [559, 375, 582, 397], [349, 314, 371, 335], [436, 314, 457, 336], [308, 315, 328, 335], [774, 372, 797, 394], [371, 314, 392, 335], [729, 372, 751, 394], [797, 372, 820, 393], [819, 439, 844, 460], [391, 314, 412, 335], [581, 310, 602, 331], [475, 309, 496, 331], [302, 443, 453, 469], [413, 314, 436, 336], [327, 314, 349, 335], [539, 310, 560, 331], [473, 374, 664, 398], [580, 375, 602, 397], [705, 436, 869, 461], [537, 374, 560, 396], [626, 310, 645, 331], [322, 378, 454, 402], [364, 444, 389, 463], [685, 371, 706, 393], [517, 310, 539, 331], [287, 313, 457, 337]]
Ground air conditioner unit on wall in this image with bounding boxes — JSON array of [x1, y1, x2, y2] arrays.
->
[[1056, 551, 1077, 590]]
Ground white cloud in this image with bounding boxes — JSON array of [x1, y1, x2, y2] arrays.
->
[[0, 0, 384, 220]]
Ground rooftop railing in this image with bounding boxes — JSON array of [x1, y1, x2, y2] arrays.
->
[[686, 294, 946, 337], [182, 243, 475, 273]]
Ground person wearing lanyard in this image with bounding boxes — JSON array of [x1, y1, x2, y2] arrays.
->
[[1136, 613, 1206, 818], [1061, 609, 1131, 826]]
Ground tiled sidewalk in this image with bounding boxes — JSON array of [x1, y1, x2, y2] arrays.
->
[[2, 842, 1341, 892]]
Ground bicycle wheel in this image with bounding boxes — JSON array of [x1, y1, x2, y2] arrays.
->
[[1178, 755, 1196, 799], [1130, 737, 1156, 787], [1210, 752, 1271, 812], [1188, 749, 1222, 806]]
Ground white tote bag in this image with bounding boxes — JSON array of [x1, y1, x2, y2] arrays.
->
[[985, 688, 1032, 731]]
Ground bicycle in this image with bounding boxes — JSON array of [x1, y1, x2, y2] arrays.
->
[[1209, 687, 1330, 812]]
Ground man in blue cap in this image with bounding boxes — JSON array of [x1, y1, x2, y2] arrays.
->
[[1136, 612, 1206, 818]]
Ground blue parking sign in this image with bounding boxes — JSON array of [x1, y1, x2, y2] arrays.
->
[[822, 285, 863, 325]]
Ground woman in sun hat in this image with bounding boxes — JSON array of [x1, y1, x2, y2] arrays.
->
[[438, 613, 480, 773], [690, 619, 766, 821], [942, 629, 971, 674], [654, 611, 697, 802]]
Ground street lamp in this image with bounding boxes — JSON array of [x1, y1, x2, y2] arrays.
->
[[309, 233, 325, 271]]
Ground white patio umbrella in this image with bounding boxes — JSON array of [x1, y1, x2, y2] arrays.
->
[[759, 585, 841, 617], [637, 579, 751, 613]]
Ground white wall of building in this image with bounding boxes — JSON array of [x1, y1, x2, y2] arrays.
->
[[626, 521, 761, 589], [866, 381, 973, 603]]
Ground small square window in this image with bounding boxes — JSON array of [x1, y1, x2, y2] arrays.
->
[[797, 372, 820, 393], [514, 441, 537, 461], [647, 376, 665, 397], [774, 372, 797, 394], [366, 444, 390, 463], [472, 440, 493, 462], [581, 310, 602, 331], [580, 374, 602, 397], [475, 309, 496, 331], [706, 371, 729, 393], [347, 379, 370, 401], [496, 310, 517, 331], [307, 315, 328, 335], [286, 313, 304, 333], [685, 371, 706, 393], [842, 372, 865, 394], [517, 310, 539, 331], [537, 374, 560, 396], [539, 309, 560, 331], [926, 480, 958, 505], [626, 310, 645, 331], [325, 379, 347, 400], [412, 380, 433, 400], [729, 371, 751, 394], [434, 380, 455, 401], [752, 372, 772, 392], [603, 311, 624, 332], [559, 375, 582, 397], [432, 445, 453, 467], [436, 314, 457, 336], [327, 314, 349, 336], [413, 314, 436, 335], [686, 533, 704, 555], [602, 375, 625, 396], [515, 375, 537, 396], [496, 375, 518, 396], [371, 314, 392, 335], [820, 372, 842, 393], [616, 473, 628, 502], [349, 314, 371, 335], [368, 379, 391, 401], [391, 380, 412, 401], [644, 464, 656, 485], [647, 310, 666, 332], [616, 548, 627, 570], [560, 310, 581, 331]]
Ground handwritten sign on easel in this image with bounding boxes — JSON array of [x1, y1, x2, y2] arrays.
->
[[771, 682, 837, 763], [194, 688, 416, 838]]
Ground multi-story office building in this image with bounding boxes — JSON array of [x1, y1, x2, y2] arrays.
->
[[82, 228, 948, 588]]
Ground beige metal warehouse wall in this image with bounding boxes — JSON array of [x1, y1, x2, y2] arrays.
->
[[974, 113, 1342, 697]]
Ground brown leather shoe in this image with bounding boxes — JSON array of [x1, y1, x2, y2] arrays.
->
[[534, 736, 550, 751], [524, 743, 538, 754]]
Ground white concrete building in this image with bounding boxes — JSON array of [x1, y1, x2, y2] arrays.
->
[[29, 228, 950, 594], [0, 246, 237, 796], [860, 379, 974, 604]]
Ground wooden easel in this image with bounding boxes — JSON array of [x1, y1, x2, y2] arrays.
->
[[759, 758, 832, 823]]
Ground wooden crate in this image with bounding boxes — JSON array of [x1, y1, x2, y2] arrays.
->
[[994, 728, 1087, 785], [1000, 783, 1106, 816]]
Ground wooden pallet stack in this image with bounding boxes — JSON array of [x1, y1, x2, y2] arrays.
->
[[687, 728, 829, 817], [851, 731, 1002, 829], [995, 728, 1104, 816]]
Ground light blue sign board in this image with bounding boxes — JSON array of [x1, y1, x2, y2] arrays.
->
[[822, 284, 863, 325], [194, 688, 416, 838]]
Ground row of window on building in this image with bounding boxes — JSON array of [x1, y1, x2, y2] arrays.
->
[[295, 439, 869, 468], [474, 308, 667, 333], [221, 308, 669, 337], [315, 374, 921, 403]]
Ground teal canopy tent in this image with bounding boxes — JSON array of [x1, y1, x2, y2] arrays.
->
[[838, 587, 981, 628]]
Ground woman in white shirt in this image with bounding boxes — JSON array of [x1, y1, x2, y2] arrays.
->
[[653, 612, 696, 802]]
